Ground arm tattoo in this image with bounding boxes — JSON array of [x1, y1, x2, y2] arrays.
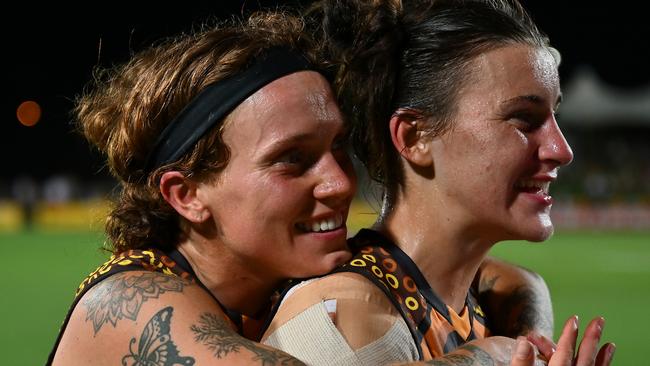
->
[[477, 275, 499, 294], [500, 286, 553, 337], [191, 312, 306, 366], [122, 306, 195, 366], [82, 272, 191, 334], [477, 275, 553, 337], [425, 344, 494, 366]]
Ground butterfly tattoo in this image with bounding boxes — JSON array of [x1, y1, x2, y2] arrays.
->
[[122, 307, 195, 366]]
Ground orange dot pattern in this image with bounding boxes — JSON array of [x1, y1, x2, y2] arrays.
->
[[334, 244, 428, 333], [335, 230, 492, 360]]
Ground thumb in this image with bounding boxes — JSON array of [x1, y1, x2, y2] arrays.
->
[[510, 337, 535, 366]]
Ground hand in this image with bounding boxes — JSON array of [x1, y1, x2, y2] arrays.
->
[[524, 316, 616, 366], [391, 336, 544, 366]]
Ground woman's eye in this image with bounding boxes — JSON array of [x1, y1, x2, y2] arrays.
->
[[273, 150, 319, 175], [510, 112, 543, 132], [277, 150, 305, 165]]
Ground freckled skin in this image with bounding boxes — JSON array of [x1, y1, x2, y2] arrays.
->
[[428, 45, 573, 244], [196, 71, 357, 282]]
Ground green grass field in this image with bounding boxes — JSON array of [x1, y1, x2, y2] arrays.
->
[[1, 229, 648, 365], [490, 230, 650, 366]]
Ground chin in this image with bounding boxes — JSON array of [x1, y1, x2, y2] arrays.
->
[[525, 222, 555, 242], [323, 249, 353, 271], [300, 250, 352, 278], [510, 212, 554, 242]]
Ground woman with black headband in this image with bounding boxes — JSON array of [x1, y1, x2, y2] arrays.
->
[[47, 12, 356, 365], [48, 9, 591, 366]]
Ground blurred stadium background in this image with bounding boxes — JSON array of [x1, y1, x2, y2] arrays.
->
[[2, 1, 648, 365]]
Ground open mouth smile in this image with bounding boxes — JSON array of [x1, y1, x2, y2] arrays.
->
[[296, 213, 345, 233]]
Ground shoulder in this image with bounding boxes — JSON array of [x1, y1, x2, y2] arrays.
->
[[276, 272, 397, 320], [81, 270, 203, 330], [264, 272, 403, 346], [52, 270, 205, 365], [262, 273, 418, 364], [53, 270, 301, 366]]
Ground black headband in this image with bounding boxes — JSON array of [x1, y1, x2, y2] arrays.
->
[[144, 47, 314, 172]]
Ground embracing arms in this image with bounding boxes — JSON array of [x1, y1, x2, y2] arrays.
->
[[261, 262, 613, 366]]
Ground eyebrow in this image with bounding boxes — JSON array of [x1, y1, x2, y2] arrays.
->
[[500, 93, 563, 109], [259, 131, 314, 151], [255, 131, 324, 164]]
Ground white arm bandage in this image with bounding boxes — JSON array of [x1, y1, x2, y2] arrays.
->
[[263, 301, 419, 366]]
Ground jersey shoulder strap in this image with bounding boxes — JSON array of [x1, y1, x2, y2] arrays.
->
[[332, 229, 428, 358]]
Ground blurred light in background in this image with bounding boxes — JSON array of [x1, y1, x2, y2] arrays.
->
[[16, 100, 42, 127]]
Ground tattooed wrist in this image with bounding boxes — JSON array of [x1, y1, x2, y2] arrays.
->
[[425, 344, 494, 366]]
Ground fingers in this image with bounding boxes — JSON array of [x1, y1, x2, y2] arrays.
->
[[527, 332, 556, 361], [549, 315, 579, 366], [574, 317, 604, 366], [510, 337, 536, 366], [594, 343, 616, 366], [548, 316, 614, 366]]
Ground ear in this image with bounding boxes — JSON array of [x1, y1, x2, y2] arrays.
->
[[159, 171, 210, 224], [389, 109, 433, 167]]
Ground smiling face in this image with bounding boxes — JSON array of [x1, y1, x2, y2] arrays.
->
[[428, 44, 573, 243], [196, 71, 356, 281]]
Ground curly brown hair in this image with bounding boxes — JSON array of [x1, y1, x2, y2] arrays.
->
[[77, 12, 318, 253]]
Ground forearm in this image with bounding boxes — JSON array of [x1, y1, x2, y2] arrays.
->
[[476, 256, 554, 338], [420, 344, 495, 366], [392, 340, 516, 366]]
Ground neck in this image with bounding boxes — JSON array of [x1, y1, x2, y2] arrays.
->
[[377, 186, 494, 313], [177, 236, 280, 317]]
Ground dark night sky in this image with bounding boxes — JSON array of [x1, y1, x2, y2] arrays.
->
[[4, 1, 649, 182]]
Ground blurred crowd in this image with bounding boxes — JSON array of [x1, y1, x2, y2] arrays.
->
[[1, 125, 648, 231]]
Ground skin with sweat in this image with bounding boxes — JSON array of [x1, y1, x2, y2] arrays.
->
[[181, 71, 357, 315], [383, 44, 573, 313]]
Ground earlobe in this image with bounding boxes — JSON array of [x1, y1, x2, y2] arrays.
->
[[389, 109, 433, 167], [159, 171, 210, 223]]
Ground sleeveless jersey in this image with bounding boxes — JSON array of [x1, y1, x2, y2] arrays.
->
[[46, 248, 241, 365], [333, 229, 491, 360]]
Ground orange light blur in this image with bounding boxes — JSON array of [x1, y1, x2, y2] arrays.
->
[[17, 100, 42, 127]]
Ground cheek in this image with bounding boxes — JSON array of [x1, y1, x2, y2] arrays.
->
[[443, 131, 492, 181], [206, 172, 277, 229], [451, 133, 525, 203], [245, 176, 313, 228]]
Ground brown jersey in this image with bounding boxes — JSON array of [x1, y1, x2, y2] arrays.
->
[[334, 229, 490, 360], [46, 248, 241, 365]]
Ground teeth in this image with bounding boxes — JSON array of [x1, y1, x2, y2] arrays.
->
[[517, 179, 550, 193], [299, 213, 343, 233]]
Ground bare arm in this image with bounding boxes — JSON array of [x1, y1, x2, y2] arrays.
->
[[262, 270, 612, 366], [262, 273, 535, 366], [474, 256, 554, 338], [52, 271, 306, 366], [400, 317, 616, 366]]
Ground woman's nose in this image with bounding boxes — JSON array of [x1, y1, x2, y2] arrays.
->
[[539, 118, 574, 167], [313, 153, 356, 203]]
